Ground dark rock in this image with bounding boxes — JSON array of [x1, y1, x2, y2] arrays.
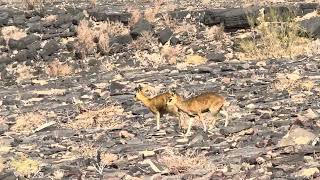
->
[[27, 41, 42, 51], [41, 40, 60, 57], [88, 59, 100, 66], [0, 56, 11, 65], [28, 16, 41, 23], [299, 16, 320, 38], [28, 23, 44, 33], [298, 3, 319, 16], [0, 38, 6, 46], [88, 9, 131, 24], [206, 52, 226, 62], [110, 35, 133, 45], [66, 41, 76, 51], [2, 96, 20, 106], [220, 122, 252, 135], [0, 172, 17, 180], [8, 39, 27, 50], [130, 19, 153, 39], [13, 15, 26, 26], [11, 49, 29, 62], [22, 34, 41, 45], [202, 9, 226, 26], [223, 8, 259, 31], [220, 65, 236, 72], [158, 27, 173, 44], [0, 11, 9, 26], [170, 36, 181, 45], [54, 14, 72, 28], [0, 123, 9, 135], [109, 81, 126, 95], [72, 12, 85, 25]]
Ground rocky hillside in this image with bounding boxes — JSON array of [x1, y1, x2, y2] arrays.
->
[[0, 0, 320, 179]]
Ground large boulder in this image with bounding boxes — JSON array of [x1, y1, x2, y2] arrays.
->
[[130, 19, 153, 39], [299, 16, 320, 39]]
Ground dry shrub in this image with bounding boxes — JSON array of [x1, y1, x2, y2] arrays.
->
[[205, 26, 226, 41], [96, 21, 129, 53], [134, 51, 164, 68], [144, 1, 162, 23], [11, 111, 46, 134], [174, 21, 197, 35], [66, 104, 127, 130], [45, 59, 73, 77], [1, 26, 27, 43], [76, 19, 129, 56], [73, 142, 98, 159], [185, 54, 207, 65], [272, 71, 315, 92], [101, 59, 115, 72], [127, 6, 142, 26], [159, 149, 213, 174], [130, 31, 157, 51], [237, 7, 312, 60], [89, 0, 96, 8], [13, 64, 35, 83], [53, 170, 64, 179], [10, 154, 40, 178], [22, 0, 44, 10], [76, 19, 96, 56], [100, 152, 118, 166], [161, 44, 183, 64]]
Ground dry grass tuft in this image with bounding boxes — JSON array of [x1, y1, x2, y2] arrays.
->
[[161, 44, 183, 64], [66, 104, 127, 130], [14, 64, 35, 83], [236, 7, 312, 60], [53, 169, 64, 179], [45, 59, 73, 77], [272, 71, 315, 92], [159, 149, 213, 174], [10, 154, 40, 178], [11, 111, 46, 134], [185, 54, 207, 65], [1, 26, 27, 43], [130, 31, 157, 51], [73, 142, 98, 159], [76, 19, 96, 56], [205, 26, 226, 41], [22, 0, 44, 10], [127, 6, 142, 26], [144, 1, 162, 23], [134, 51, 164, 68], [100, 59, 115, 72], [95, 21, 129, 54], [100, 152, 118, 166], [75, 19, 129, 56], [89, 0, 96, 8]]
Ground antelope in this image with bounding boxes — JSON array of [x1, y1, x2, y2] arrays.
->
[[134, 85, 184, 130], [167, 91, 228, 135]]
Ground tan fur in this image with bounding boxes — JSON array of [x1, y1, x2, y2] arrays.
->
[[167, 92, 229, 135], [134, 86, 184, 130]]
